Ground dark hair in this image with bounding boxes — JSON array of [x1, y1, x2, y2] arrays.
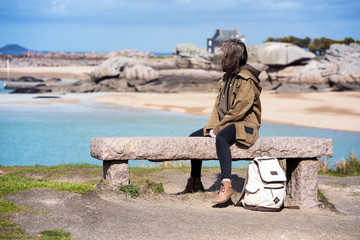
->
[[221, 38, 248, 74]]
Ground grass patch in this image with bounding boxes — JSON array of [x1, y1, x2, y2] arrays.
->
[[145, 180, 164, 193], [119, 185, 140, 199], [40, 229, 72, 240], [0, 164, 102, 180], [0, 221, 18, 227], [0, 175, 94, 198], [0, 164, 97, 240], [0, 201, 28, 239], [0, 229, 73, 240], [319, 152, 360, 176], [0, 201, 24, 215]]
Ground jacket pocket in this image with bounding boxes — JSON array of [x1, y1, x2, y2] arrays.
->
[[235, 122, 258, 146], [244, 123, 257, 145]]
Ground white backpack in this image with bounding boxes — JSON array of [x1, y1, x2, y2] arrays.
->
[[235, 156, 287, 212]]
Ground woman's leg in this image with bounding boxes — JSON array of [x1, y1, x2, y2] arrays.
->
[[176, 128, 204, 195], [189, 128, 204, 177], [212, 124, 236, 204], [215, 124, 236, 179]]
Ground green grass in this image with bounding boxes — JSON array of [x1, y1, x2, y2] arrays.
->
[[0, 201, 24, 215], [145, 180, 164, 193], [0, 229, 73, 240], [0, 200, 28, 239], [119, 184, 140, 198], [0, 200, 73, 239], [0, 175, 94, 198], [0, 165, 98, 239], [1, 164, 102, 179], [40, 230, 72, 240]]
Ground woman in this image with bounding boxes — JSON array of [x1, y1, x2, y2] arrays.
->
[[177, 38, 262, 204]]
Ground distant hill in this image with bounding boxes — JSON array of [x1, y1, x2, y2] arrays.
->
[[0, 44, 29, 55]]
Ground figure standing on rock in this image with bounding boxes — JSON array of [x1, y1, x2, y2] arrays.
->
[[177, 39, 262, 204]]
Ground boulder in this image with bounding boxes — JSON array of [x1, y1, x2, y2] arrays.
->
[[256, 42, 316, 65], [267, 65, 304, 83], [325, 44, 360, 90], [90, 57, 129, 83], [174, 43, 213, 69], [259, 44, 360, 92], [132, 69, 223, 93], [175, 43, 203, 57], [77, 81, 96, 93], [98, 78, 129, 92], [291, 61, 326, 85], [159, 69, 222, 83], [176, 56, 212, 69], [124, 65, 159, 86]]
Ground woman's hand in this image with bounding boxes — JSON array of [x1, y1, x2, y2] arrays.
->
[[209, 129, 216, 138]]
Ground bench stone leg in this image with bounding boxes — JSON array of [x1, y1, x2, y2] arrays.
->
[[286, 158, 318, 208], [103, 160, 130, 186]]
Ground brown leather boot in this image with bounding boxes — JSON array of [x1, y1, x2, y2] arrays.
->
[[176, 177, 204, 195], [212, 180, 234, 204]]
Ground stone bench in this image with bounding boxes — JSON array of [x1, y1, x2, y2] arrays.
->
[[90, 136, 333, 208]]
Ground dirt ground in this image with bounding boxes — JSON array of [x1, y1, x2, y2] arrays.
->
[[4, 169, 360, 240]]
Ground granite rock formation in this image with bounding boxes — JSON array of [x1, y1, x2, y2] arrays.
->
[[261, 43, 360, 92], [3, 43, 360, 94], [256, 42, 316, 66]]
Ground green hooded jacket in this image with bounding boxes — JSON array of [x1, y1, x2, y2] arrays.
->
[[203, 64, 262, 147]]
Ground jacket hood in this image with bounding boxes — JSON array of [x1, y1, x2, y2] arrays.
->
[[240, 64, 261, 80], [237, 64, 262, 92]]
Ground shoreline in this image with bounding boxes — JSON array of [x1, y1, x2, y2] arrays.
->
[[91, 91, 360, 133], [0, 91, 360, 133]]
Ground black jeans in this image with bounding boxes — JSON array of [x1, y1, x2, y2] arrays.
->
[[189, 124, 236, 179]]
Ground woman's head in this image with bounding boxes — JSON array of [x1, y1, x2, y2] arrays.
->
[[221, 38, 248, 74]]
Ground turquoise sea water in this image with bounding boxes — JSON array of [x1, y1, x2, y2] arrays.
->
[[0, 81, 12, 94], [1, 96, 359, 169]]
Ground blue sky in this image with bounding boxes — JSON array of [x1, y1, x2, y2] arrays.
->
[[0, 0, 359, 53]]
